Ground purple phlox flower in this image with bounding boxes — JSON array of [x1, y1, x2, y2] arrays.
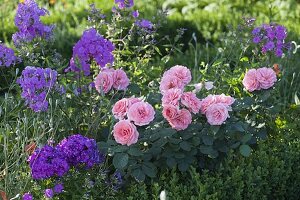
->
[[136, 19, 154, 30], [264, 41, 275, 50], [115, 0, 134, 9], [57, 134, 105, 168], [53, 183, 64, 194], [251, 23, 289, 57], [65, 28, 114, 76], [17, 66, 57, 112], [13, 0, 54, 46], [44, 189, 54, 199], [132, 10, 139, 18], [27, 145, 69, 180], [251, 27, 261, 35], [0, 44, 21, 67], [23, 193, 33, 200], [252, 36, 261, 44]]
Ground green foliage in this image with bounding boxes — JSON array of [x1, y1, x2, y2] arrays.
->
[[114, 127, 300, 199]]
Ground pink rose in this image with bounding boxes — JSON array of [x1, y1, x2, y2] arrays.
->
[[242, 69, 260, 92], [181, 92, 201, 114], [162, 104, 178, 120], [162, 88, 182, 107], [215, 94, 235, 107], [128, 97, 142, 108], [94, 71, 114, 94], [205, 103, 229, 125], [256, 67, 277, 89], [112, 98, 129, 120], [127, 102, 155, 126], [113, 69, 130, 90], [200, 95, 216, 114], [165, 65, 192, 85], [113, 120, 139, 146], [159, 75, 184, 94], [168, 109, 192, 131]]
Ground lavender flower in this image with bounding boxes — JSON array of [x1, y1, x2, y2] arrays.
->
[[115, 0, 134, 9], [53, 183, 64, 194], [28, 145, 69, 180], [17, 66, 57, 112], [57, 134, 105, 168], [251, 23, 289, 57], [65, 28, 114, 76], [111, 171, 123, 190], [23, 193, 33, 200], [0, 44, 20, 67], [44, 189, 54, 199], [12, 0, 54, 46], [136, 19, 154, 30]]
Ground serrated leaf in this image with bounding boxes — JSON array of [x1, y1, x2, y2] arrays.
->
[[200, 145, 213, 155], [241, 134, 252, 143], [178, 162, 189, 172], [142, 162, 157, 178], [202, 135, 214, 145], [179, 141, 192, 151], [128, 147, 143, 156], [113, 153, 129, 169], [239, 144, 251, 157], [166, 157, 176, 168], [132, 168, 145, 182]]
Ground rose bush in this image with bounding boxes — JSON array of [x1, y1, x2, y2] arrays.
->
[[0, 0, 298, 199]]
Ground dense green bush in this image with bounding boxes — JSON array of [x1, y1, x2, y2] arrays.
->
[[116, 118, 300, 199]]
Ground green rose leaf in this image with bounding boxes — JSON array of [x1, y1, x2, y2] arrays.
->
[[113, 153, 129, 169], [179, 141, 192, 151], [132, 168, 145, 182], [166, 157, 177, 168], [239, 144, 252, 157], [202, 135, 214, 145], [241, 134, 252, 143]]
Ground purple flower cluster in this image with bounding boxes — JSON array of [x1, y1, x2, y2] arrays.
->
[[57, 134, 105, 168], [65, 28, 114, 76], [135, 19, 154, 30], [115, 0, 134, 9], [111, 171, 123, 190], [252, 23, 289, 57], [17, 66, 57, 112], [0, 44, 20, 67], [28, 145, 70, 180], [12, 0, 54, 46], [23, 193, 33, 200]]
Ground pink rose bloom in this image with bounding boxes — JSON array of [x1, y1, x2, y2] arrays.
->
[[242, 69, 260, 92], [159, 75, 184, 94], [112, 98, 129, 120], [168, 109, 192, 131], [256, 67, 277, 89], [162, 104, 178, 120], [128, 97, 142, 108], [113, 69, 130, 90], [206, 103, 229, 125], [215, 94, 235, 107], [165, 65, 192, 85], [181, 92, 201, 114], [162, 88, 182, 107], [94, 71, 114, 94], [127, 102, 155, 126], [200, 95, 216, 114], [113, 120, 139, 146]]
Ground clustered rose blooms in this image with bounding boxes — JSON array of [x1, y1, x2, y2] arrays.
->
[[112, 98, 155, 146], [94, 68, 130, 94], [200, 94, 235, 125], [243, 67, 277, 92], [160, 65, 200, 131]]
